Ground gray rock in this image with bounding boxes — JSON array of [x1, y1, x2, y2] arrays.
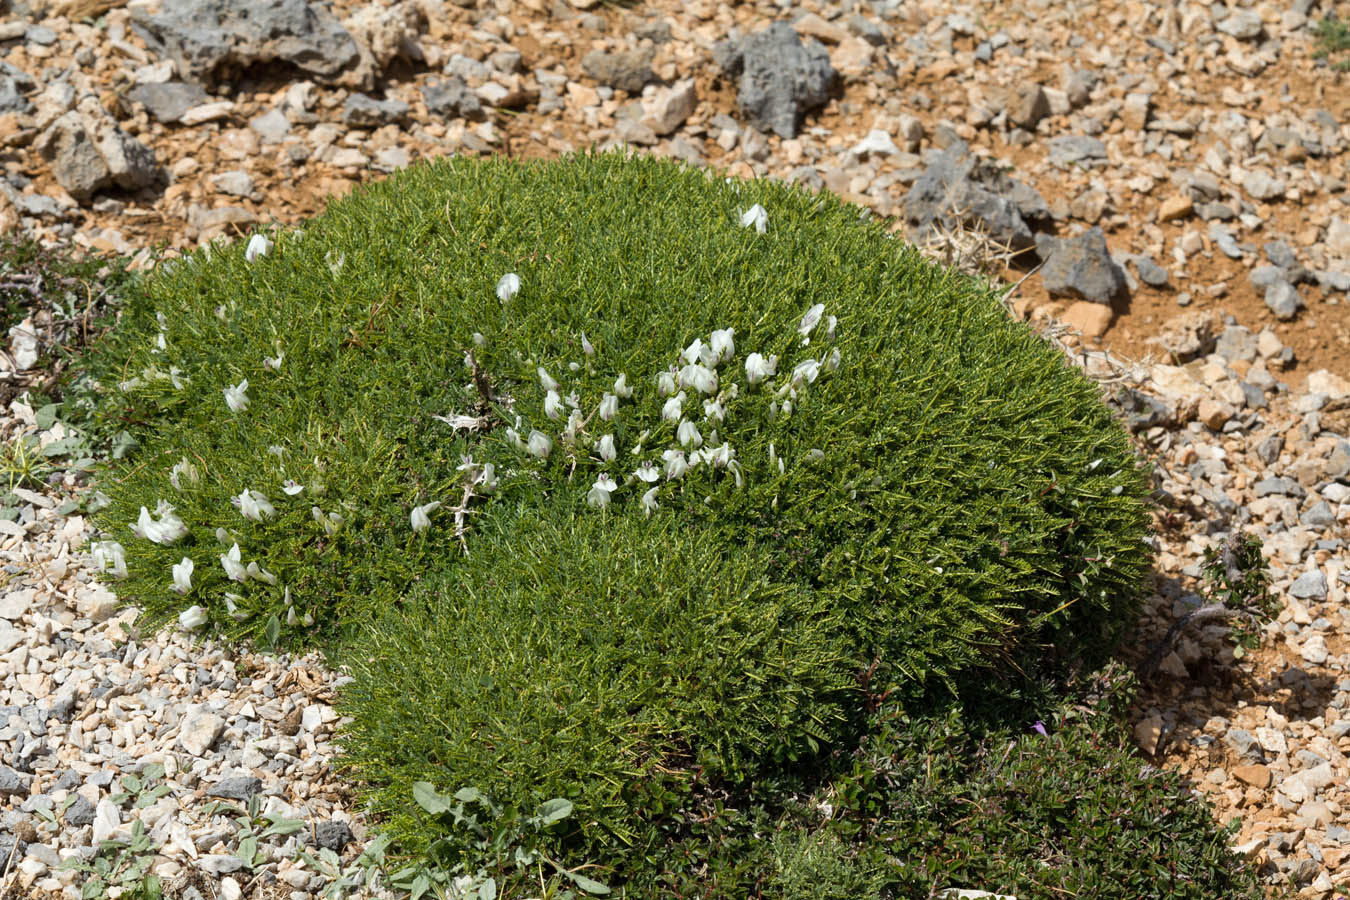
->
[[126, 81, 207, 123], [1328, 824, 1350, 845], [1207, 223, 1244, 259], [1264, 240, 1297, 269], [130, 0, 370, 88], [25, 24, 57, 45], [210, 170, 253, 197], [1239, 381, 1267, 410], [1257, 435, 1284, 465], [248, 107, 291, 143], [35, 114, 108, 201], [1214, 325, 1257, 362], [1047, 135, 1107, 166], [0, 833, 23, 864], [208, 775, 262, 801], [0, 76, 32, 114], [719, 22, 838, 139], [36, 108, 160, 202], [1250, 265, 1284, 289], [198, 854, 247, 875], [902, 141, 1045, 254], [312, 819, 353, 852], [1136, 256, 1169, 287], [1253, 476, 1305, 497], [1007, 84, 1049, 129], [1217, 9, 1264, 39], [1264, 280, 1303, 320], [1302, 501, 1336, 528], [1196, 201, 1236, 221], [342, 93, 409, 127], [63, 795, 95, 827], [421, 77, 483, 120], [1290, 569, 1329, 601], [1318, 270, 1350, 292], [1039, 227, 1129, 304], [580, 48, 654, 94], [0, 766, 32, 797], [1224, 727, 1263, 761]]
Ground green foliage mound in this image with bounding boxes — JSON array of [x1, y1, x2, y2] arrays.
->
[[73, 151, 1163, 890]]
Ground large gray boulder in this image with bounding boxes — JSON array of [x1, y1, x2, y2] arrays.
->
[[35, 100, 160, 202], [902, 141, 1049, 255], [131, 0, 373, 89], [715, 22, 838, 139]]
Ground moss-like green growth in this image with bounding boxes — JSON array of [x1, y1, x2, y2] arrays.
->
[[74, 151, 1163, 890]]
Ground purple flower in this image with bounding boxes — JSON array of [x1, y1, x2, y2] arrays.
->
[[1032, 720, 1048, 736]]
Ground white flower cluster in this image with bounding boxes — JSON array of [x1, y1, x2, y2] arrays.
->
[[486, 221, 843, 518]]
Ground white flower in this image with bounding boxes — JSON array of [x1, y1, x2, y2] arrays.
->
[[287, 606, 297, 626], [634, 461, 660, 483], [580, 332, 595, 356], [680, 363, 718, 395], [155, 332, 166, 352], [727, 459, 744, 489], [641, 487, 660, 517], [663, 449, 688, 480], [171, 557, 194, 594], [224, 593, 248, 621], [677, 419, 703, 449], [662, 391, 686, 423], [131, 503, 188, 545], [233, 489, 276, 522], [824, 347, 841, 372], [792, 359, 821, 386], [282, 479, 304, 496], [806, 448, 826, 463], [596, 434, 616, 462], [215, 527, 232, 545], [245, 234, 272, 262], [682, 338, 705, 366], [497, 273, 521, 302], [169, 367, 186, 390], [745, 352, 777, 385], [169, 458, 199, 491], [587, 474, 618, 509], [614, 373, 633, 398], [268, 445, 286, 458], [798, 303, 825, 338], [505, 427, 525, 450], [706, 443, 734, 469], [703, 399, 725, 422], [92, 541, 127, 579], [657, 370, 677, 396], [477, 462, 498, 494], [411, 501, 441, 533], [527, 430, 553, 459], [598, 393, 619, 421], [544, 389, 564, 420], [739, 203, 768, 234], [263, 351, 284, 371], [562, 409, 585, 443], [178, 604, 208, 630], [537, 367, 559, 392], [326, 250, 345, 276], [709, 328, 735, 365], [220, 543, 247, 582], [223, 379, 249, 412], [245, 561, 277, 584], [824, 315, 837, 340]]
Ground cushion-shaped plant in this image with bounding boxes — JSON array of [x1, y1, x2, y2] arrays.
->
[[76, 150, 1154, 888]]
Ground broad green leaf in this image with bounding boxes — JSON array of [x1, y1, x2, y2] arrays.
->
[[412, 781, 454, 815], [479, 877, 497, 900], [264, 615, 280, 648], [566, 872, 611, 895], [143, 762, 166, 781], [537, 798, 573, 826]]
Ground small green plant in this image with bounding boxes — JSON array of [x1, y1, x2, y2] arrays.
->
[[1140, 529, 1276, 676], [1314, 14, 1350, 71], [201, 792, 306, 870], [107, 763, 176, 810], [389, 785, 609, 900], [296, 833, 394, 900], [61, 819, 163, 900], [0, 433, 55, 492], [33, 795, 79, 835]]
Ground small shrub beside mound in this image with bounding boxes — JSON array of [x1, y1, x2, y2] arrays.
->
[[71, 151, 1179, 891]]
